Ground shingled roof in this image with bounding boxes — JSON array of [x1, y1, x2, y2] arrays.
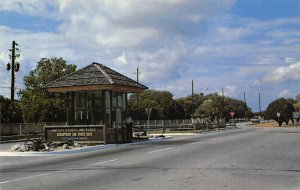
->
[[45, 62, 148, 93]]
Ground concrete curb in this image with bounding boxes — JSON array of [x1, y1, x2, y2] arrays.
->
[[0, 136, 173, 157]]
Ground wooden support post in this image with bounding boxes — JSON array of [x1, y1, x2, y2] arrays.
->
[[103, 125, 106, 144]]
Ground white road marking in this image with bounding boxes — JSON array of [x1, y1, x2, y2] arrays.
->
[[189, 137, 224, 145], [148, 148, 172, 154], [211, 138, 223, 141], [0, 159, 120, 184], [0, 172, 54, 184], [190, 141, 203, 145], [0, 158, 121, 185], [90, 159, 119, 166]]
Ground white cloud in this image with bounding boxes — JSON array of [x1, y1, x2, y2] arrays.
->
[[0, 0, 59, 18], [113, 52, 128, 65], [134, 40, 188, 82], [0, 48, 9, 66], [211, 26, 252, 42], [1, 0, 300, 112], [225, 86, 236, 97], [284, 57, 297, 64], [263, 62, 300, 84], [251, 80, 261, 87], [278, 90, 291, 98], [54, 0, 235, 49]]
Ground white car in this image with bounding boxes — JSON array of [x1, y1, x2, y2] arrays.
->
[[251, 116, 260, 123]]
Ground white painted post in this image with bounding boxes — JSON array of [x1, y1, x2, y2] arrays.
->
[[277, 112, 280, 126], [145, 108, 152, 136]]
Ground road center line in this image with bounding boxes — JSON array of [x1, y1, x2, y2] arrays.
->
[[211, 138, 223, 141], [190, 141, 203, 145], [90, 159, 119, 166], [148, 148, 172, 154], [189, 137, 224, 145]]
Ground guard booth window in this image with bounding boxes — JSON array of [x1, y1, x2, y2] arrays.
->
[[73, 91, 104, 125], [105, 91, 111, 128], [74, 92, 87, 124], [111, 92, 126, 128]]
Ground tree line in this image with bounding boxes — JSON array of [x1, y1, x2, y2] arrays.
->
[[128, 91, 253, 121], [1, 57, 299, 124]]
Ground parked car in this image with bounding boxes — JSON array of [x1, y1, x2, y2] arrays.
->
[[251, 116, 260, 123]]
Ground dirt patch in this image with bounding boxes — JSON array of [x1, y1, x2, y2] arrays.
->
[[253, 121, 300, 128]]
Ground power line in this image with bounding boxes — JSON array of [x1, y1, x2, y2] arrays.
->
[[0, 86, 22, 90]]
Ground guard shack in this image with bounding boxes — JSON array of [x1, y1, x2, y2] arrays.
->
[[44, 62, 147, 144]]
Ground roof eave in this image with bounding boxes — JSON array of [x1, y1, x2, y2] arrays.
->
[[46, 84, 147, 93]]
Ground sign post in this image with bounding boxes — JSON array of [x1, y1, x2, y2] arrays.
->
[[145, 108, 152, 136], [277, 112, 280, 126]]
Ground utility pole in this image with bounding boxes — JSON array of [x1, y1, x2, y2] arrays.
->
[[244, 91, 247, 106], [222, 88, 225, 120], [192, 80, 194, 117], [259, 92, 261, 116], [192, 80, 194, 96], [7, 41, 20, 102], [135, 66, 141, 108], [136, 66, 139, 83]]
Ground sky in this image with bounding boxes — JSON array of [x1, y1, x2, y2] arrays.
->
[[0, 0, 300, 112]]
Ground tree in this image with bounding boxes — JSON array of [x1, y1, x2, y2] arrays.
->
[[265, 98, 296, 126], [176, 97, 193, 119], [224, 97, 252, 120], [176, 93, 205, 119], [128, 90, 183, 120], [194, 93, 252, 121], [195, 98, 215, 119], [0, 95, 23, 123], [19, 58, 76, 123], [294, 93, 300, 111]]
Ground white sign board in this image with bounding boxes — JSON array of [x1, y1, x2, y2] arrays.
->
[[145, 108, 152, 117], [277, 112, 280, 117], [293, 112, 299, 119]]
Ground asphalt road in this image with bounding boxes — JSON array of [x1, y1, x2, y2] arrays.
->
[[1, 124, 300, 190]]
